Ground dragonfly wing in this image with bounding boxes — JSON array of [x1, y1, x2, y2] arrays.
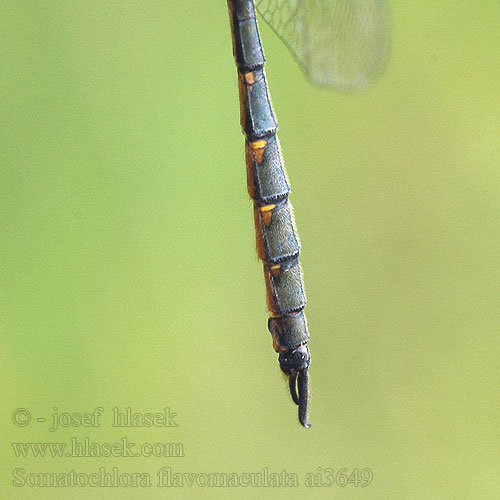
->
[[255, 0, 390, 89]]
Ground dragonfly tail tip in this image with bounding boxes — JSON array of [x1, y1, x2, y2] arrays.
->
[[293, 369, 311, 429]]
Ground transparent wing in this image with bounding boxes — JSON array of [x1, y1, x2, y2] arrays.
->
[[255, 0, 390, 89]]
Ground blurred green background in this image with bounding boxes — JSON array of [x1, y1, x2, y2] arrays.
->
[[2, 1, 500, 498]]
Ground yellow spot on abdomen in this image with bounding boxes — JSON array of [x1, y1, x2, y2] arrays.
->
[[244, 72, 255, 85], [251, 140, 267, 150], [270, 264, 281, 277], [251, 139, 267, 164], [259, 204, 275, 212], [259, 204, 275, 226]]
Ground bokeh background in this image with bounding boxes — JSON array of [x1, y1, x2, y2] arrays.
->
[[2, 1, 500, 498]]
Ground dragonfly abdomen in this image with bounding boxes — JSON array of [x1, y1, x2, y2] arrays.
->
[[228, 0, 311, 428]]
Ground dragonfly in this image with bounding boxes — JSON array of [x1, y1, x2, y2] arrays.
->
[[227, 0, 390, 428]]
